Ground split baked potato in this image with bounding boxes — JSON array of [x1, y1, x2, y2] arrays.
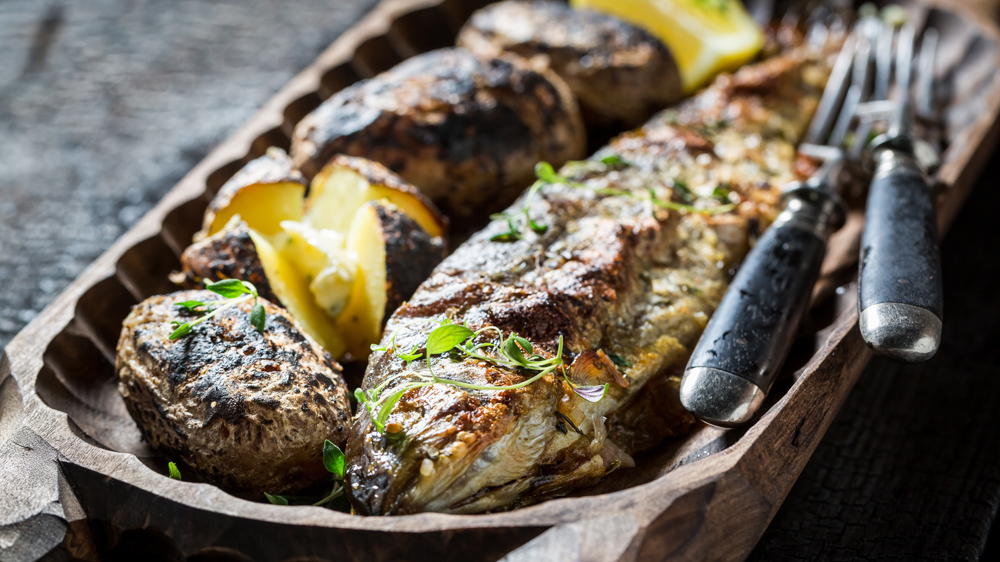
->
[[176, 150, 447, 360], [290, 48, 586, 217], [197, 147, 306, 240], [458, 0, 682, 129], [116, 290, 352, 496]]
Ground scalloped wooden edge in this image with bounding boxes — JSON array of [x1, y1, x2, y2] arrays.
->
[[3, 0, 999, 560]]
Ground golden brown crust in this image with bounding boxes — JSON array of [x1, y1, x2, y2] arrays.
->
[[458, 0, 682, 128], [116, 290, 351, 496], [290, 48, 586, 218]]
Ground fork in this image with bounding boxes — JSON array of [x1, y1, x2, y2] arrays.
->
[[678, 20, 865, 427], [856, 22, 943, 362]]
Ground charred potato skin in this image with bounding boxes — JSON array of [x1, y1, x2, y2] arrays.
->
[[199, 148, 306, 239], [372, 202, 448, 320], [174, 220, 278, 303], [116, 291, 351, 496], [458, 0, 682, 128], [290, 48, 586, 217]]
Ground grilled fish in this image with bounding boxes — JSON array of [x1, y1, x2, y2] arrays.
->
[[344, 43, 830, 515]]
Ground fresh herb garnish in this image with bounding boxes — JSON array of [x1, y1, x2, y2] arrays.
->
[[671, 179, 694, 203], [607, 353, 632, 369], [265, 440, 346, 509], [362, 320, 608, 434], [490, 161, 735, 243], [599, 154, 625, 166], [169, 279, 265, 340], [167, 461, 182, 480]]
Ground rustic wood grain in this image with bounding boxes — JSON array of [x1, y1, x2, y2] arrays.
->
[[2, 0, 1000, 561]]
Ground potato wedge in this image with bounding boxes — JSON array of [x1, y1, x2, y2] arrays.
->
[[249, 229, 347, 358], [306, 155, 447, 238], [336, 201, 447, 359], [199, 148, 306, 239], [173, 219, 278, 303]]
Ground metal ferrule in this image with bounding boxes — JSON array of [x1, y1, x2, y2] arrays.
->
[[866, 133, 940, 175], [775, 177, 847, 241]]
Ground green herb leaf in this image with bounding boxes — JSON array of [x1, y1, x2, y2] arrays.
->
[[323, 440, 346, 478], [398, 346, 424, 363], [503, 335, 529, 365], [534, 161, 561, 183], [250, 302, 266, 333], [174, 300, 208, 312], [671, 179, 694, 203], [206, 279, 253, 299], [264, 492, 289, 505], [426, 324, 474, 355], [526, 215, 548, 234], [600, 154, 624, 166], [490, 214, 522, 242], [167, 461, 182, 480], [354, 388, 367, 405], [169, 323, 193, 340], [513, 336, 533, 355], [712, 184, 732, 203], [607, 353, 632, 369]]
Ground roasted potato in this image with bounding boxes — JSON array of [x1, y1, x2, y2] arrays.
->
[[290, 48, 586, 217], [335, 200, 447, 359], [249, 228, 349, 358], [172, 218, 277, 303], [116, 290, 351, 496], [179, 153, 448, 360], [198, 147, 306, 240], [458, 0, 682, 129], [307, 155, 447, 238], [177, 218, 347, 357]]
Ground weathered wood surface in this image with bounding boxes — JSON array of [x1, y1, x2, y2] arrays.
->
[[1, 0, 1000, 560]]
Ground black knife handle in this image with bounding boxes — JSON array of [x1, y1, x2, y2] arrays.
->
[[859, 148, 943, 362], [681, 191, 839, 427]]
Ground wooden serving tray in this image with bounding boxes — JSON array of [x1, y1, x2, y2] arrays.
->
[[2, 0, 999, 560]]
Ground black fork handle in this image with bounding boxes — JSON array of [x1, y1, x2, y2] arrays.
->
[[858, 148, 943, 362], [681, 190, 842, 427]]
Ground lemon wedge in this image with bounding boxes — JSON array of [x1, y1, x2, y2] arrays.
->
[[571, 0, 764, 93]]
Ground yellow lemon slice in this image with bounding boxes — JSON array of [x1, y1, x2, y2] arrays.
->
[[571, 0, 764, 93]]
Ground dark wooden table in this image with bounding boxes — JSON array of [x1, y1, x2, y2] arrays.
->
[[2, 0, 999, 559]]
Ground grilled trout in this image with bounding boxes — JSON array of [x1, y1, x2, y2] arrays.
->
[[345, 43, 830, 515]]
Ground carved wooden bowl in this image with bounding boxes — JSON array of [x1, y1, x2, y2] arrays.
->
[[2, 0, 999, 560]]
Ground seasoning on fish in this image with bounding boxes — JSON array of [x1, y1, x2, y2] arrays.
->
[[344, 42, 831, 515]]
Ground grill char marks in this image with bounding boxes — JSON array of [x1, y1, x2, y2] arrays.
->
[[116, 290, 351, 497], [290, 48, 586, 219], [459, 0, 682, 128]]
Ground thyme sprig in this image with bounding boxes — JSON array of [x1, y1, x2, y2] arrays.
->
[[360, 320, 608, 434], [491, 158, 736, 243], [265, 440, 346, 509], [169, 279, 266, 340]]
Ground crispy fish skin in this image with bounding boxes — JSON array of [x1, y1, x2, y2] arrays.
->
[[345, 45, 829, 515]]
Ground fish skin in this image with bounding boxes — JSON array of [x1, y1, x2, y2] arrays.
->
[[345, 43, 830, 516]]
